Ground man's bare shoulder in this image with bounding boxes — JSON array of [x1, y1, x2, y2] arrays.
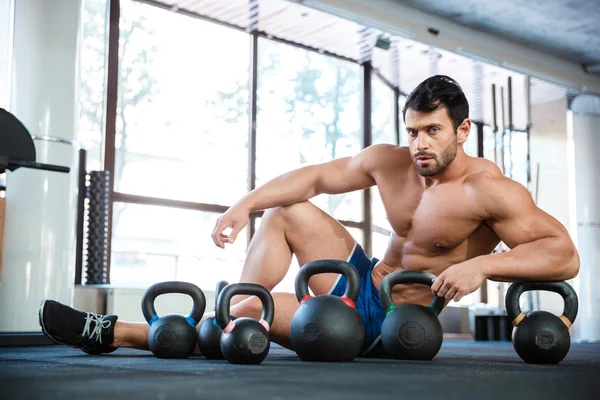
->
[[463, 157, 505, 187], [463, 157, 533, 218]]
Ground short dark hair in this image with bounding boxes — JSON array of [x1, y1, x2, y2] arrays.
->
[[402, 75, 469, 131]]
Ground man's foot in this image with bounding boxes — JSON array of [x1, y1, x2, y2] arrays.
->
[[39, 299, 119, 355]]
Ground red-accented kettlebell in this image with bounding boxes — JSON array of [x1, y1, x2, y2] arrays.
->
[[216, 283, 274, 365], [290, 259, 365, 362]]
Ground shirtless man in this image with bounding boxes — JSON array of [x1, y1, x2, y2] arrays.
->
[[39, 75, 580, 356]]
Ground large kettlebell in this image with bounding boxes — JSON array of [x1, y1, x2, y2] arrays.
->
[[379, 271, 446, 360], [197, 281, 230, 359], [216, 283, 274, 365], [141, 281, 206, 359], [290, 259, 365, 362], [506, 281, 578, 364]]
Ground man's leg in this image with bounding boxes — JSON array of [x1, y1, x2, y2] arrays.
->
[[40, 201, 356, 352]]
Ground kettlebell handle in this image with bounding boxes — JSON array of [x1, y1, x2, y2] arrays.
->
[[214, 280, 229, 312], [505, 281, 578, 327], [379, 271, 446, 315], [295, 259, 361, 305], [141, 281, 206, 327], [216, 283, 274, 332]]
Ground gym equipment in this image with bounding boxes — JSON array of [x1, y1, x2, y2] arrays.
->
[[142, 281, 206, 359], [506, 281, 578, 364], [0, 108, 70, 174], [216, 282, 274, 365], [84, 171, 111, 284], [197, 280, 230, 359], [379, 271, 446, 360], [0, 108, 75, 340], [290, 259, 364, 362]]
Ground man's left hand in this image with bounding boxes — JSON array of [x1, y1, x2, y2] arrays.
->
[[431, 260, 487, 302]]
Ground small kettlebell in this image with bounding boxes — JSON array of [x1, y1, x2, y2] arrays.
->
[[141, 281, 206, 359], [506, 281, 578, 364], [216, 283, 274, 365], [290, 259, 365, 362], [197, 280, 230, 359], [379, 271, 446, 360]]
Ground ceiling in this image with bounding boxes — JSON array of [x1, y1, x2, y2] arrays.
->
[[396, 0, 600, 71]]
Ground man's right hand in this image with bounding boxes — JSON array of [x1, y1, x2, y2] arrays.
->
[[211, 203, 250, 249]]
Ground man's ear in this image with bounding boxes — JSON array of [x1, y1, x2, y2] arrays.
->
[[457, 118, 471, 144]]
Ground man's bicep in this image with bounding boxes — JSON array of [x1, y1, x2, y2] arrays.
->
[[483, 179, 562, 249], [315, 150, 376, 194]]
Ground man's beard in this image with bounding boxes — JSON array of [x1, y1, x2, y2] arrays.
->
[[412, 138, 458, 177]]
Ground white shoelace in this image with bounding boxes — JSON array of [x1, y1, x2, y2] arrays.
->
[[81, 312, 112, 344]]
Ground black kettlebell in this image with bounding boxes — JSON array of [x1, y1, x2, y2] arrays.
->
[[216, 283, 274, 365], [197, 280, 231, 360], [141, 281, 206, 359], [290, 259, 365, 362], [506, 281, 578, 364], [379, 271, 446, 360]]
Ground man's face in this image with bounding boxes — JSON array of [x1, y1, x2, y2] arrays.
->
[[405, 107, 465, 177]]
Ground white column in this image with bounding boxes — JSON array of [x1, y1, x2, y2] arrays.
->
[[0, 0, 83, 332], [569, 94, 600, 343], [0, 0, 14, 108]]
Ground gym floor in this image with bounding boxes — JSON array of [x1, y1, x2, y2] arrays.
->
[[1, 339, 598, 400]]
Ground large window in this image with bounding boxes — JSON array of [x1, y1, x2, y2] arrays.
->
[[372, 75, 395, 145], [76, 0, 538, 312], [256, 38, 362, 222], [115, 0, 249, 206], [79, 0, 109, 171], [111, 203, 248, 288]]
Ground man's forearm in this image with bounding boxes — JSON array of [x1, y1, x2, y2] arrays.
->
[[477, 236, 580, 282], [238, 166, 320, 212]]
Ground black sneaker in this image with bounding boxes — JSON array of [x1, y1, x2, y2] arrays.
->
[[39, 299, 119, 355]]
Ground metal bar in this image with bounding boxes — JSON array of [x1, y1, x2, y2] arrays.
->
[[491, 84, 498, 166], [112, 192, 230, 214], [507, 76, 513, 130], [255, 31, 357, 64], [74, 149, 87, 285], [135, 0, 246, 32], [500, 87, 507, 176], [372, 68, 396, 91], [247, 30, 259, 246], [104, 0, 121, 282], [362, 62, 373, 255], [393, 87, 400, 145], [492, 84, 498, 133], [477, 122, 484, 158], [525, 76, 532, 187]]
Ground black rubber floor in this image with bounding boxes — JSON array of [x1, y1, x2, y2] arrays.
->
[[1, 340, 599, 400]]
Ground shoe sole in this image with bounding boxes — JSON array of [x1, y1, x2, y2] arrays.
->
[[38, 299, 66, 346]]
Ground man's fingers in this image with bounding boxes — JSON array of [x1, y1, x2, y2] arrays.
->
[[431, 277, 443, 293], [436, 280, 452, 297], [212, 218, 230, 248], [445, 287, 458, 300]]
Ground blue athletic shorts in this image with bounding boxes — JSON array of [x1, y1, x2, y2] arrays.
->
[[329, 243, 386, 356]]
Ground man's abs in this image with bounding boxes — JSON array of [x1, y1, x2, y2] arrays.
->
[[371, 224, 500, 307]]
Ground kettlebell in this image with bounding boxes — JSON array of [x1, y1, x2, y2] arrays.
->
[[197, 280, 230, 360], [290, 259, 365, 362], [506, 281, 578, 364], [141, 281, 206, 359], [216, 283, 274, 365], [379, 271, 446, 360]]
